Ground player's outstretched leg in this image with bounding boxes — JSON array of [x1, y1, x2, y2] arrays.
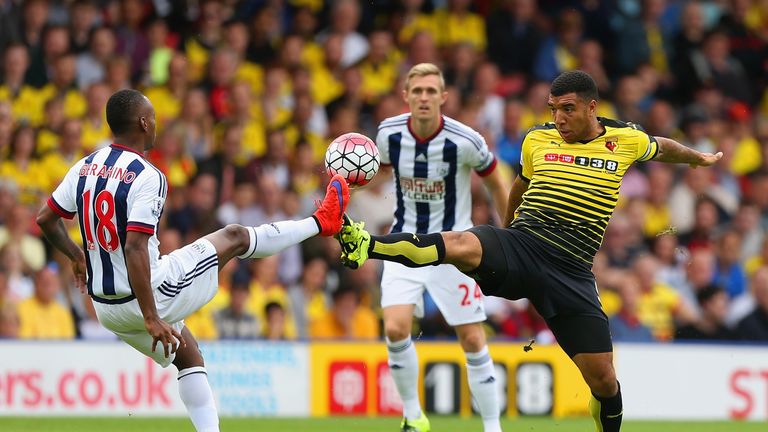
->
[[337, 216, 481, 271], [173, 327, 219, 432], [203, 174, 350, 267]]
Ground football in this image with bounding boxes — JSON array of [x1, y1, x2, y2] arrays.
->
[[324, 132, 380, 187]]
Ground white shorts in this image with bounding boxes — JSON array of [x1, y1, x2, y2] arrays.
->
[[93, 239, 219, 367], [381, 261, 486, 326]]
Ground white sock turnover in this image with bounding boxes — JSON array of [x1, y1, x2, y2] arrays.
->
[[178, 367, 219, 432]]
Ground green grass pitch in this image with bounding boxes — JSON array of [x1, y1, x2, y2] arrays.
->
[[0, 416, 763, 431]]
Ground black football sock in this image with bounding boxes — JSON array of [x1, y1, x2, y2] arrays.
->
[[589, 381, 623, 432], [369, 232, 446, 267]]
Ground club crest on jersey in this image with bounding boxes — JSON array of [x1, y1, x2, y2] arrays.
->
[[605, 139, 618, 152]]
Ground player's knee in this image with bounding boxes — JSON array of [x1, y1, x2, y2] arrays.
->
[[384, 322, 411, 342], [587, 365, 618, 396], [442, 231, 482, 270], [223, 224, 249, 251], [457, 325, 486, 352]]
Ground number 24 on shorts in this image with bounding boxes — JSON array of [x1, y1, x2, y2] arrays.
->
[[459, 283, 482, 306]]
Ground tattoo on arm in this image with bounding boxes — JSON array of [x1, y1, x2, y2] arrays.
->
[[653, 136, 704, 165]]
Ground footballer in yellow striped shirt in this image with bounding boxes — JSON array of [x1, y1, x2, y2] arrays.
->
[[337, 70, 722, 432]]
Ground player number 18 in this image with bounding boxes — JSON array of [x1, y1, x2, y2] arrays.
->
[[82, 190, 120, 252]]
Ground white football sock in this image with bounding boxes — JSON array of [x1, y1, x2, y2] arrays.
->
[[387, 336, 422, 420], [466, 346, 502, 432], [178, 367, 219, 432], [238, 218, 319, 259]]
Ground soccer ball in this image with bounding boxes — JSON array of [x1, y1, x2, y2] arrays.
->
[[324, 132, 380, 187]]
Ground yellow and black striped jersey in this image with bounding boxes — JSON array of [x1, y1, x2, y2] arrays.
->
[[512, 117, 658, 266]]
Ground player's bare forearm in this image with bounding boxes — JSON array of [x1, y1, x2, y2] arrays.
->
[[365, 164, 394, 190], [504, 176, 529, 226], [481, 168, 510, 226], [124, 231, 158, 321], [653, 136, 723, 167], [36, 206, 85, 264]]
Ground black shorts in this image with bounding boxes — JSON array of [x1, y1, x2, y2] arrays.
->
[[466, 225, 612, 356]]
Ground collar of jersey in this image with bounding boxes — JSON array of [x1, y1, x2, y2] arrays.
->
[[576, 118, 608, 144], [408, 115, 445, 145], [110, 143, 146, 157]]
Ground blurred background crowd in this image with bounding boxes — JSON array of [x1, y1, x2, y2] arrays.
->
[[0, 0, 767, 344]]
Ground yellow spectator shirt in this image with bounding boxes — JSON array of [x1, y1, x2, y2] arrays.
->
[[18, 299, 75, 339], [434, 10, 486, 50], [309, 307, 379, 340], [398, 14, 439, 45], [143, 86, 181, 131], [81, 117, 112, 151], [0, 85, 44, 126], [0, 160, 51, 205], [38, 85, 86, 120], [637, 283, 681, 341]]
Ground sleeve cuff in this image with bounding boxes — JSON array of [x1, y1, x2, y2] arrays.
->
[[475, 158, 498, 177], [127, 222, 155, 234], [47, 197, 75, 219]]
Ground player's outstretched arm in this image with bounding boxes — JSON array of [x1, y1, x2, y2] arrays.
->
[[36, 205, 87, 293], [125, 231, 185, 358], [361, 164, 394, 190], [653, 136, 723, 167], [503, 175, 529, 227], [481, 167, 510, 226]]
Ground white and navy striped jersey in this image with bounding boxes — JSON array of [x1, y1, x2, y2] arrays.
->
[[376, 114, 497, 234], [47, 144, 168, 304]]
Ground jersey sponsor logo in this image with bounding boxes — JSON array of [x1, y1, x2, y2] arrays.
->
[[545, 153, 575, 164], [399, 177, 445, 201], [78, 163, 137, 183], [544, 153, 619, 173]]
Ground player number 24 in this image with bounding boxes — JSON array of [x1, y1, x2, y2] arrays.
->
[[82, 190, 119, 252], [459, 283, 482, 306]]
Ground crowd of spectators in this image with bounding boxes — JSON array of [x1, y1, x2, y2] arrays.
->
[[0, 0, 767, 344]]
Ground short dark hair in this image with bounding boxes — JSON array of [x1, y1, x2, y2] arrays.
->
[[106, 89, 146, 136], [550, 70, 599, 102], [696, 284, 724, 305]]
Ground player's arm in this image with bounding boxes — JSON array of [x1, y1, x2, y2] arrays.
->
[[363, 163, 394, 190], [124, 230, 185, 358], [480, 167, 509, 225], [653, 136, 722, 167], [503, 175, 529, 227], [36, 205, 87, 292]]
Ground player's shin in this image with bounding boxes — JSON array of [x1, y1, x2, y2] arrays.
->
[[466, 347, 502, 432], [238, 219, 320, 259], [589, 381, 623, 432], [387, 336, 423, 420], [178, 367, 219, 432], [369, 232, 446, 267]]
